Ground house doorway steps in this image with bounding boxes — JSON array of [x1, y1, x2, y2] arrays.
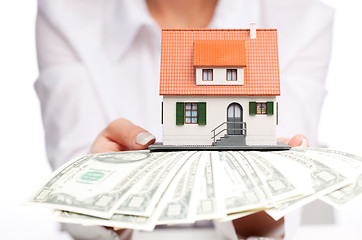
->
[[213, 135, 246, 146], [211, 122, 247, 146]]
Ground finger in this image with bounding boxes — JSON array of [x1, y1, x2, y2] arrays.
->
[[90, 118, 155, 153], [103, 118, 155, 150], [287, 134, 309, 148], [90, 134, 124, 153]]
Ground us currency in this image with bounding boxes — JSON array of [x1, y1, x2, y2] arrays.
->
[[218, 209, 263, 222], [217, 151, 269, 214], [31, 147, 362, 228], [29, 150, 179, 219], [154, 152, 205, 225], [260, 150, 352, 220], [293, 148, 362, 207], [195, 152, 226, 221], [54, 210, 156, 231], [217, 150, 305, 222], [115, 151, 196, 217], [242, 151, 305, 203]]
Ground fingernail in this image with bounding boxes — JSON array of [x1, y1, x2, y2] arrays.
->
[[135, 132, 155, 146], [299, 138, 308, 147]]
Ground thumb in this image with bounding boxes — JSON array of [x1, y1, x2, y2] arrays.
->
[[287, 134, 309, 148], [90, 118, 155, 153]]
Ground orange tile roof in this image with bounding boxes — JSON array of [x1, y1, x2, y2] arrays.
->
[[160, 29, 280, 96], [193, 40, 246, 67]]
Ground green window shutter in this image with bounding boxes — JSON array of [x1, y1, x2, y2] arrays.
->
[[249, 102, 256, 115], [161, 102, 163, 124], [176, 102, 184, 125], [198, 102, 206, 125], [267, 101, 274, 115], [276, 102, 279, 125]]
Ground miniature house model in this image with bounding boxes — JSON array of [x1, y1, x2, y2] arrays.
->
[[160, 26, 280, 147]]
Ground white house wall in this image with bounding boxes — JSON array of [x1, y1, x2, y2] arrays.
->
[[196, 68, 244, 85], [163, 96, 277, 146]]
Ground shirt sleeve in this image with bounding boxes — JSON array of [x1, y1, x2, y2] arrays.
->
[[35, 1, 108, 170]]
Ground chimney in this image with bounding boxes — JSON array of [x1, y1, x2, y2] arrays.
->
[[250, 22, 256, 39]]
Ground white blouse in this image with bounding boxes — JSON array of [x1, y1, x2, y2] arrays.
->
[[35, 0, 334, 239]]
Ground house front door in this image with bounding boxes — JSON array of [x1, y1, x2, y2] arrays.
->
[[227, 103, 243, 135]]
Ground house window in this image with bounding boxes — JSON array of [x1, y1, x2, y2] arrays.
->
[[227, 69, 237, 81], [202, 69, 213, 81], [176, 102, 206, 125], [185, 103, 198, 124], [249, 101, 274, 115], [256, 102, 267, 114]]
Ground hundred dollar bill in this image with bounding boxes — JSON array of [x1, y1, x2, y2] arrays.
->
[[115, 151, 197, 216], [29, 150, 179, 219], [155, 152, 205, 225], [231, 152, 271, 203], [241, 151, 304, 203], [322, 178, 362, 208], [260, 150, 351, 220], [217, 151, 269, 214], [54, 210, 156, 231], [293, 148, 362, 207], [195, 152, 226, 220], [291, 148, 360, 180]]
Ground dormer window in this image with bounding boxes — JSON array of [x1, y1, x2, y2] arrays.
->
[[203, 69, 213, 81], [193, 40, 246, 86], [227, 69, 237, 81]]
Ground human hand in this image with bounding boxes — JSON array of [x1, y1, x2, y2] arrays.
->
[[90, 118, 156, 154], [232, 134, 309, 239], [278, 134, 309, 148]]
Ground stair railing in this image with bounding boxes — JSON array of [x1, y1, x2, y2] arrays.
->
[[211, 122, 246, 145]]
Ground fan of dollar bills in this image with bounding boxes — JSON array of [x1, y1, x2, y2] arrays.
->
[[28, 148, 362, 231]]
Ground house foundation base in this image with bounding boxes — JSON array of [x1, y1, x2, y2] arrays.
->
[[148, 142, 291, 152]]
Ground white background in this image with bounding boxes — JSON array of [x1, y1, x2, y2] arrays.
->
[[0, 0, 361, 239]]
